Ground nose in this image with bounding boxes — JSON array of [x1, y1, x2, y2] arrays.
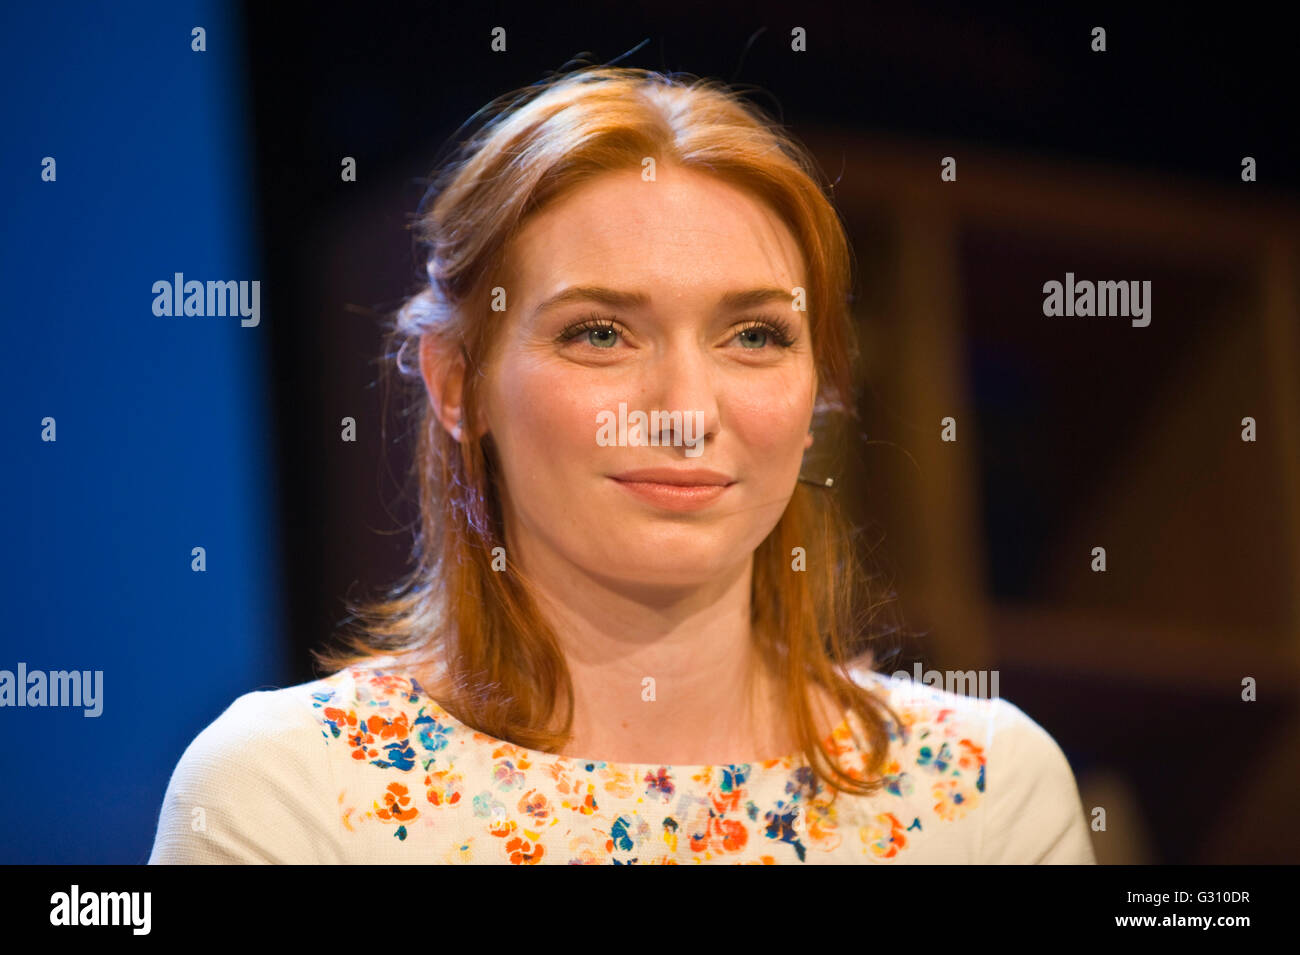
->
[[641, 334, 720, 453]]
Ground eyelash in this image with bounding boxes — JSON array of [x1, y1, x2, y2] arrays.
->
[[557, 313, 797, 349]]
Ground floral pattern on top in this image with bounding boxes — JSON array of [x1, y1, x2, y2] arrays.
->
[[307, 664, 990, 864]]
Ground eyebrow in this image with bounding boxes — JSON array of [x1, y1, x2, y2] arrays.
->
[[532, 285, 795, 316]]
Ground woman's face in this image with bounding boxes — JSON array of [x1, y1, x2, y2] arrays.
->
[[478, 164, 816, 591]]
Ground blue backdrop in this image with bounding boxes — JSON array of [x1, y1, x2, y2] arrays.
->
[[0, 1, 285, 863]]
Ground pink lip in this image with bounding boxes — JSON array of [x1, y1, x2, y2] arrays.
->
[[609, 468, 734, 486], [608, 468, 736, 512]]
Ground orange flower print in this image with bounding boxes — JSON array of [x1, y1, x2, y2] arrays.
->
[[861, 811, 908, 859], [489, 743, 532, 771], [708, 765, 749, 815], [320, 703, 382, 761], [374, 781, 419, 840], [688, 813, 749, 856], [366, 711, 411, 742], [543, 760, 580, 796], [504, 831, 545, 864], [347, 725, 377, 761], [955, 738, 985, 774], [365, 670, 413, 702], [600, 767, 637, 799], [518, 788, 553, 822], [424, 769, 464, 807], [375, 782, 419, 823], [311, 666, 1001, 861], [321, 706, 357, 735]]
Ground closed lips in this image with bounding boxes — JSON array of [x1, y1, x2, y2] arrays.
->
[[609, 469, 734, 486]]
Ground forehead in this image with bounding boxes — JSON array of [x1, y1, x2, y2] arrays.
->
[[501, 165, 805, 304]]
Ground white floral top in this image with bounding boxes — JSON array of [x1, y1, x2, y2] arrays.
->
[[148, 660, 1096, 864]]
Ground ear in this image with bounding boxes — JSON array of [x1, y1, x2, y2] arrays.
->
[[419, 334, 467, 441], [804, 430, 814, 450]]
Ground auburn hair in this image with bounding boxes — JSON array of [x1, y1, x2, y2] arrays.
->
[[315, 65, 906, 799]]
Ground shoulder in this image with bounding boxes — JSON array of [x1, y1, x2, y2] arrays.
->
[[309, 656, 432, 713], [308, 658, 448, 749], [846, 662, 1071, 763], [178, 656, 437, 762], [184, 677, 337, 762], [148, 675, 349, 864], [978, 693, 1096, 862], [845, 663, 1096, 864], [149, 657, 454, 864]]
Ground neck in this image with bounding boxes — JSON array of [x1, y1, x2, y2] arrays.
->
[[506, 526, 796, 764]]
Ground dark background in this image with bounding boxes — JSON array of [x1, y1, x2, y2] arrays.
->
[[240, 0, 1298, 667]]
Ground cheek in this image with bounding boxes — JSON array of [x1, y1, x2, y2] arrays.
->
[[726, 363, 815, 455], [489, 357, 607, 463]]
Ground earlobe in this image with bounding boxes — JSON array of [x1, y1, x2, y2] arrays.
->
[[804, 430, 814, 450]]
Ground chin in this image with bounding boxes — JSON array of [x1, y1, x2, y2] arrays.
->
[[586, 535, 752, 587]]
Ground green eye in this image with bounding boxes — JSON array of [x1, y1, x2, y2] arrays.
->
[[734, 318, 795, 349], [559, 316, 622, 348]]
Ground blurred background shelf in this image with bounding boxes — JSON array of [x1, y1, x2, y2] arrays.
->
[[793, 127, 1300, 863]]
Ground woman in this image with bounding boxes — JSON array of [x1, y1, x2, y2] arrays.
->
[[149, 66, 1095, 864]]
